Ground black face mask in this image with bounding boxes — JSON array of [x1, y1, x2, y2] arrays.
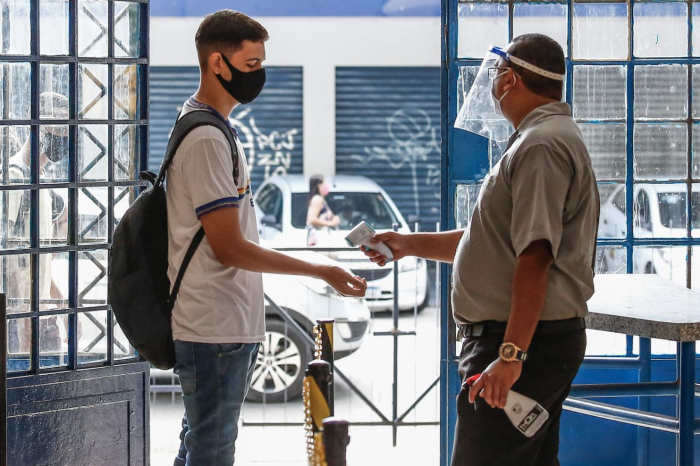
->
[[216, 54, 266, 104], [41, 133, 69, 163]]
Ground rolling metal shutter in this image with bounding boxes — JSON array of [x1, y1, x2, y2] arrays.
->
[[336, 67, 441, 231], [148, 66, 303, 191]]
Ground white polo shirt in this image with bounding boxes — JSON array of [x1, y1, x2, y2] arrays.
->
[[166, 102, 265, 344]]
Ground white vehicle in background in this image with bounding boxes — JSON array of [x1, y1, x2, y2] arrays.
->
[[254, 175, 429, 312], [599, 183, 700, 286]]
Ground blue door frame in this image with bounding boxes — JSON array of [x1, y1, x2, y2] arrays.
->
[[441, 0, 700, 464], [1, 1, 150, 464]]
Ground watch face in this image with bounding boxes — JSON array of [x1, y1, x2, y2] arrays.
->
[[501, 344, 516, 360]]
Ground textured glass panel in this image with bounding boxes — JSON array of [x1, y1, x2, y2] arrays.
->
[[573, 66, 626, 120], [41, 125, 70, 183], [633, 246, 688, 288], [114, 64, 137, 119], [456, 66, 479, 114], [458, 3, 508, 58], [598, 183, 626, 238], [634, 3, 688, 58], [573, 4, 628, 60], [78, 249, 107, 306], [40, 0, 69, 56], [78, 310, 107, 364], [114, 124, 138, 181], [455, 183, 482, 229], [114, 1, 140, 58], [633, 183, 690, 239], [40, 187, 67, 247], [39, 313, 69, 368], [634, 65, 688, 120], [79, 125, 108, 181], [114, 186, 136, 228], [1, 126, 30, 184], [694, 4, 700, 57], [513, 4, 568, 57], [596, 245, 627, 275], [634, 124, 687, 180], [78, 0, 108, 57], [7, 317, 32, 370], [693, 247, 699, 291], [693, 123, 700, 178], [79, 64, 108, 120], [692, 184, 700, 236], [1, 190, 30, 249], [692, 66, 700, 120], [45, 251, 68, 310], [0, 62, 31, 120], [78, 187, 108, 244], [40, 64, 70, 117], [1, 253, 31, 313], [113, 320, 134, 360], [0, 0, 31, 55], [580, 124, 626, 180]]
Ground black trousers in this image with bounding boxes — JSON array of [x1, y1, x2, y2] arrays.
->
[[451, 328, 586, 466]]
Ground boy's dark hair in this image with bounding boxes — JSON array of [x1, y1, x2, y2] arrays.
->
[[195, 10, 269, 70], [507, 34, 565, 101]]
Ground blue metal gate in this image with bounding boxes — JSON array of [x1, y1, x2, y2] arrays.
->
[[148, 66, 304, 192], [0, 1, 150, 464], [336, 67, 441, 230], [442, 1, 700, 464]]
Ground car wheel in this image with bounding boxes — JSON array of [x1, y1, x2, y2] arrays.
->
[[246, 319, 312, 403]]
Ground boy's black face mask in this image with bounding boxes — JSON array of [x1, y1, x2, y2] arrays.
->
[[216, 53, 266, 104]]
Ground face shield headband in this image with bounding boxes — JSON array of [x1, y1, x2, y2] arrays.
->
[[454, 45, 565, 143]]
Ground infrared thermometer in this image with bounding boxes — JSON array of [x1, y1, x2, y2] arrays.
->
[[345, 221, 394, 262]]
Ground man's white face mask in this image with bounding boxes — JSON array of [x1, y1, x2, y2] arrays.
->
[[454, 45, 565, 143]]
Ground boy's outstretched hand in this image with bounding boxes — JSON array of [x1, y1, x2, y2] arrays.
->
[[322, 266, 367, 297]]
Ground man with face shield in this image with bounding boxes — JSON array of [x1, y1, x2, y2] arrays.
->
[[361, 34, 599, 465], [167, 10, 366, 466], [6, 92, 70, 356]]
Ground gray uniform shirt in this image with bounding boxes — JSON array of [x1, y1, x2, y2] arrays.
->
[[452, 102, 600, 324]]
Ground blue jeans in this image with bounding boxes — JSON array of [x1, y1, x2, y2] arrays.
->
[[173, 341, 260, 466]]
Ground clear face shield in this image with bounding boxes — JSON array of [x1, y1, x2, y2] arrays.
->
[[454, 45, 565, 144], [454, 46, 514, 143]]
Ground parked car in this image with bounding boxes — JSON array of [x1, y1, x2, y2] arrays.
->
[[254, 175, 430, 312], [149, 249, 371, 403], [599, 183, 699, 286]]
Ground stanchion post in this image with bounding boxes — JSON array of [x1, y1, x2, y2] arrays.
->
[[322, 417, 350, 466], [316, 319, 334, 415], [304, 359, 332, 465]]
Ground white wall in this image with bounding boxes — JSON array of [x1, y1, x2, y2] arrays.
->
[[150, 17, 441, 175]]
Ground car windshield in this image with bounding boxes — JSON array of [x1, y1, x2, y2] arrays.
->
[[657, 192, 700, 229], [291, 192, 400, 230]]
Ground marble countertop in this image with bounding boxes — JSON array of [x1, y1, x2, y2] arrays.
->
[[586, 275, 700, 342]]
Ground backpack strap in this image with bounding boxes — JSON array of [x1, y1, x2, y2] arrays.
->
[[152, 110, 240, 188], [150, 110, 241, 313]]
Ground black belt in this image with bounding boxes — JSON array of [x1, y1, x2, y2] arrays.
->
[[459, 317, 585, 338]]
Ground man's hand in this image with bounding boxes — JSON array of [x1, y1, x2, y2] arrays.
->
[[321, 266, 367, 297], [468, 359, 522, 409], [360, 232, 408, 266]]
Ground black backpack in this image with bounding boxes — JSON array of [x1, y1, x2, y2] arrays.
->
[[108, 110, 239, 369]]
